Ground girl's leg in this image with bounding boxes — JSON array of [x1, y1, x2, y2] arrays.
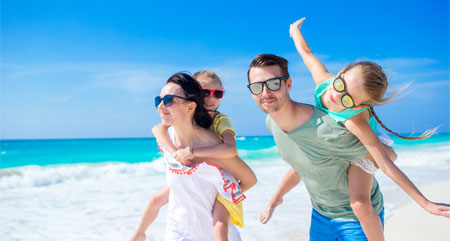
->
[[348, 163, 384, 241], [213, 199, 230, 241]]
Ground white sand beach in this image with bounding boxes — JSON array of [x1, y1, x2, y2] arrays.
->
[[384, 180, 450, 241]]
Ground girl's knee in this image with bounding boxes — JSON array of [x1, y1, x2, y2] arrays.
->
[[350, 199, 373, 217]]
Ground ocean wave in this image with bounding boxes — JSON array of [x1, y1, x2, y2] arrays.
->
[[0, 158, 166, 191], [395, 145, 450, 168], [238, 146, 281, 160]]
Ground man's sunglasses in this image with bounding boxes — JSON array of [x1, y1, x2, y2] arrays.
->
[[202, 89, 224, 99], [247, 77, 288, 95], [333, 76, 356, 108], [155, 94, 189, 108]]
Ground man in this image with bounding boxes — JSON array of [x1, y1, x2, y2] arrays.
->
[[247, 53, 384, 240]]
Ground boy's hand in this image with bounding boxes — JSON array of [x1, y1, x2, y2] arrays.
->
[[289, 17, 306, 38], [173, 146, 195, 166]]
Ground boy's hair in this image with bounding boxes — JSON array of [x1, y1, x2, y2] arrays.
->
[[346, 61, 436, 140], [247, 54, 290, 83], [193, 70, 223, 88]]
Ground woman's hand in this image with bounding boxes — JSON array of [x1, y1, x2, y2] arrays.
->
[[289, 17, 306, 38]]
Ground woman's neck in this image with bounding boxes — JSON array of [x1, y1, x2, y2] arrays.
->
[[171, 121, 202, 148]]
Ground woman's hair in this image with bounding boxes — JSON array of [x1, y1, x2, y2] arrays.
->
[[247, 53, 290, 83], [166, 73, 212, 129], [345, 61, 436, 140], [193, 70, 223, 89]]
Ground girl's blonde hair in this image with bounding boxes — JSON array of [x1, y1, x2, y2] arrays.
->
[[346, 61, 437, 140], [192, 70, 223, 89]]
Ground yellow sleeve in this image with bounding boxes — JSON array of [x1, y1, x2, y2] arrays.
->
[[210, 113, 236, 139]]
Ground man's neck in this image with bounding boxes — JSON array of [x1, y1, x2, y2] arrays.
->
[[269, 99, 314, 133]]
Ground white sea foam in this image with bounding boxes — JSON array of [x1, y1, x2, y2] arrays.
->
[[0, 158, 166, 191]]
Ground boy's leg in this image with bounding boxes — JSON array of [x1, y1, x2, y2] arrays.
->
[[348, 164, 384, 241], [130, 185, 170, 241], [213, 199, 230, 241]]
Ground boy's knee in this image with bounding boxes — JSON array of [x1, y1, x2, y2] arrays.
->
[[149, 195, 164, 206], [214, 220, 229, 229]]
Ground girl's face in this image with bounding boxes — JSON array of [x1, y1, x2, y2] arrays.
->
[[323, 66, 372, 112], [157, 83, 194, 126], [198, 77, 223, 112]]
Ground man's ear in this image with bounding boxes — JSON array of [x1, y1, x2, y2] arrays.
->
[[286, 77, 292, 92]]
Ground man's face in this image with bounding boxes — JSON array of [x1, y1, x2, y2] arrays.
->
[[248, 65, 291, 114]]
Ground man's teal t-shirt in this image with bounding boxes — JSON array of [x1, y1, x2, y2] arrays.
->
[[266, 106, 384, 220]]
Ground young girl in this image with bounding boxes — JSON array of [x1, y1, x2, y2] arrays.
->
[[259, 18, 450, 241], [130, 71, 256, 241]]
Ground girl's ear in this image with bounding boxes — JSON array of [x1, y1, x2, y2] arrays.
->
[[351, 105, 366, 110], [337, 67, 348, 77]]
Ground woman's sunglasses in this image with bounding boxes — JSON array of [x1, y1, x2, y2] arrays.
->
[[333, 76, 356, 108], [247, 77, 287, 95], [202, 89, 224, 99], [155, 94, 188, 108]]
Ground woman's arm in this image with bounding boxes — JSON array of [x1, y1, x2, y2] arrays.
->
[[289, 18, 334, 84], [196, 155, 257, 193], [345, 112, 450, 217], [152, 123, 177, 155]]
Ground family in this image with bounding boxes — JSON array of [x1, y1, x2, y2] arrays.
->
[[130, 18, 450, 241]]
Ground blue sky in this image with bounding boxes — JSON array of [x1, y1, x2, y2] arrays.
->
[[1, 0, 449, 139]]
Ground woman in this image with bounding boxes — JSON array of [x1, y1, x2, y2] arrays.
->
[[140, 73, 255, 241]]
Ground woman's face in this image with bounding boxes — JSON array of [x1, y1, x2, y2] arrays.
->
[[157, 82, 193, 126], [198, 77, 222, 112]]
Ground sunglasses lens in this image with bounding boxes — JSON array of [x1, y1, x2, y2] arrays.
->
[[163, 95, 175, 107], [213, 90, 224, 98], [342, 95, 354, 108], [155, 96, 162, 108], [334, 78, 345, 92], [202, 89, 211, 97], [249, 83, 263, 95], [266, 78, 282, 91]]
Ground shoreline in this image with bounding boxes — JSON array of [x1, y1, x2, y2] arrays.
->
[[384, 180, 450, 240]]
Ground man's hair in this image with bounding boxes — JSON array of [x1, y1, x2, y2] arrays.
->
[[247, 54, 290, 83]]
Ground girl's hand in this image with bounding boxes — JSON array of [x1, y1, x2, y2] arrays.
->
[[424, 201, 450, 218], [173, 146, 195, 166], [289, 17, 306, 38]]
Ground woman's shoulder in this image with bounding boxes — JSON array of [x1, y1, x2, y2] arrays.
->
[[196, 127, 221, 145]]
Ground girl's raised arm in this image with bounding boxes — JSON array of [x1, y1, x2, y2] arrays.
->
[[290, 18, 334, 85]]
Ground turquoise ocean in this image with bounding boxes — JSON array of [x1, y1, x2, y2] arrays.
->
[[1, 134, 449, 240]]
